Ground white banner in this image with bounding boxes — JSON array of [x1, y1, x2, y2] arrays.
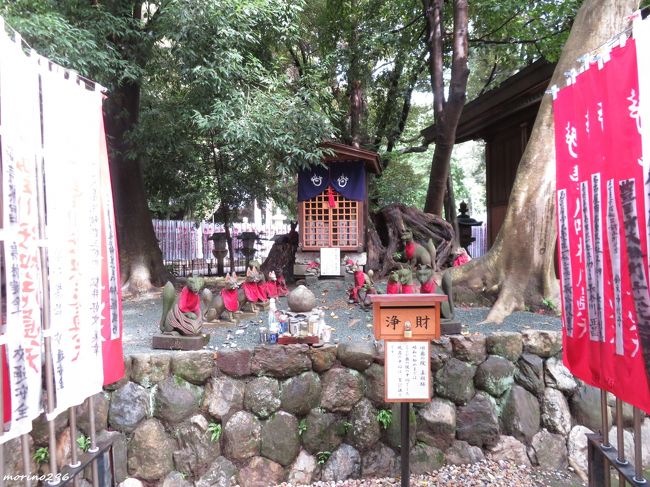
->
[[41, 66, 104, 419], [0, 29, 43, 443]]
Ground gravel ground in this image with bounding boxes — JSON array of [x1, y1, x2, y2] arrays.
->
[[265, 461, 583, 487], [122, 275, 562, 355]]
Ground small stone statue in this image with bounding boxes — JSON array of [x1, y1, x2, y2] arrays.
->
[[400, 229, 437, 269], [265, 271, 279, 298], [202, 272, 244, 322], [398, 267, 416, 294], [159, 276, 205, 336], [243, 260, 267, 309], [347, 263, 374, 304], [386, 270, 401, 294], [415, 264, 454, 320], [276, 270, 289, 297]]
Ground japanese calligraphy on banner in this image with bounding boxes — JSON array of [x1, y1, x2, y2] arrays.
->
[[41, 67, 106, 419], [0, 16, 124, 439], [384, 341, 431, 402], [0, 24, 44, 443], [553, 14, 650, 413]]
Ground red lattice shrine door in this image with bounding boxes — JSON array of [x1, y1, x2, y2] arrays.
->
[[301, 191, 362, 250]]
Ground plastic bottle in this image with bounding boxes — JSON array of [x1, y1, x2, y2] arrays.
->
[[268, 298, 279, 343]]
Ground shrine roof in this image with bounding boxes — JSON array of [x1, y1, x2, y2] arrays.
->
[[420, 59, 555, 144], [320, 141, 382, 175]]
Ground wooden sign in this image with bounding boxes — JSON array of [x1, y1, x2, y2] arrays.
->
[[384, 341, 431, 402], [320, 247, 341, 276], [369, 294, 446, 340]]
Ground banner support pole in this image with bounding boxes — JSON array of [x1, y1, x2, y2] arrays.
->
[[400, 402, 409, 487]]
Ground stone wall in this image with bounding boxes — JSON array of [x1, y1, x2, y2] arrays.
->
[[6, 330, 650, 487]]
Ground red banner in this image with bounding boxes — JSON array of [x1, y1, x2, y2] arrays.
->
[[554, 30, 650, 412]]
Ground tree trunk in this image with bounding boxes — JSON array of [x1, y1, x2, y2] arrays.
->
[[261, 222, 299, 282], [105, 82, 168, 293], [452, 0, 640, 323], [366, 204, 456, 276], [422, 0, 470, 215]]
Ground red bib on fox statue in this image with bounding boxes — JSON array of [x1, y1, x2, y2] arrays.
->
[[404, 241, 416, 260], [401, 283, 417, 294], [265, 280, 279, 299], [243, 281, 264, 302], [276, 272, 289, 297], [419, 279, 436, 294], [386, 280, 401, 294], [178, 286, 201, 316], [221, 288, 239, 312]]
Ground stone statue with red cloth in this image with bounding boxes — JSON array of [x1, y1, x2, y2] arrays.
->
[[202, 272, 244, 323], [159, 276, 205, 335], [265, 271, 279, 299], [276, 270, 289, 297]]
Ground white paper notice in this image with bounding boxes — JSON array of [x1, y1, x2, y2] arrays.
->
[[385, 341, 430, 402], [320, 247, 341, 276]]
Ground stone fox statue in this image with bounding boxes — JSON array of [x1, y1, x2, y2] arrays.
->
[[201, 272, 248, 322], [401, 230, 437, 269], [159, 276, 205, 336], [415, 264, 454, 320]]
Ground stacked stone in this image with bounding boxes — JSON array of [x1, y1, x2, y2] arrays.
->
[[7, 330, 650, 487]]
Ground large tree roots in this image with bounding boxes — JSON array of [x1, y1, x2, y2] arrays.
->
[[367, 204, 456, 277]]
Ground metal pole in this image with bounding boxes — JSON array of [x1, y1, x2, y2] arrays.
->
[[601, 390, 611, 448], [34, 92, 60, 485], [615, 399, 627, 487], [87, 396, 99, 487], [600, 390, 612, 487], [633, 407, 646, 484], [20, 435, 31, 487], [400, 403, 409, 487], [68, 407, 80, 487]]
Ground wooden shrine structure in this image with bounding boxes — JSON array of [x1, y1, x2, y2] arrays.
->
[[295, 141, 381, 274], [421, 59, 555, 247]]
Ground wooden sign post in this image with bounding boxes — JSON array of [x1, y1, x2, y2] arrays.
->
[[369, 294, 445, 487]]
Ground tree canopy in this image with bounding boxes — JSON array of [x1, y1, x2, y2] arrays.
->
[[2, 0, 585, 291]]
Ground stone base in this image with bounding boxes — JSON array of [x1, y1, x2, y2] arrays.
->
[[441, 320, 462, 335], [152, 333, 210, 351]]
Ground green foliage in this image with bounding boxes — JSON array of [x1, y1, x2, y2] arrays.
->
[[207, 422, 222, 443], [298, 419, 307, 436], [372, 155, 428, 210], [316, 451, 332, 465], [376, 409, 392, 430], [77, 434, 91, 452], [542, 297, 561, 316], [33, 447, 49, 465]]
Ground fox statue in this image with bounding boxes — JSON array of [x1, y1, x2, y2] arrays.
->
[[400, 229, 437, 270]]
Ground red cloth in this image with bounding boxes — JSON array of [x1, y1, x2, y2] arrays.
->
[[2, 345, 10, 423], [277, 276, 289, 297], [553, 37, 650, 413], [420, 279, 436, 294], [354, 270, 365, 287], [243, 281, 262, 302], [256, 282, 268, 301], [386, 281, 401, 294], [401, 283, 416, 294], [221, 288, 239, 312], [405, 241, 415, 260], [454, 252, 471, 267], [178, 286, 201, 315], [327, 185, 337, 208], [265, 280, 279, 298]]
